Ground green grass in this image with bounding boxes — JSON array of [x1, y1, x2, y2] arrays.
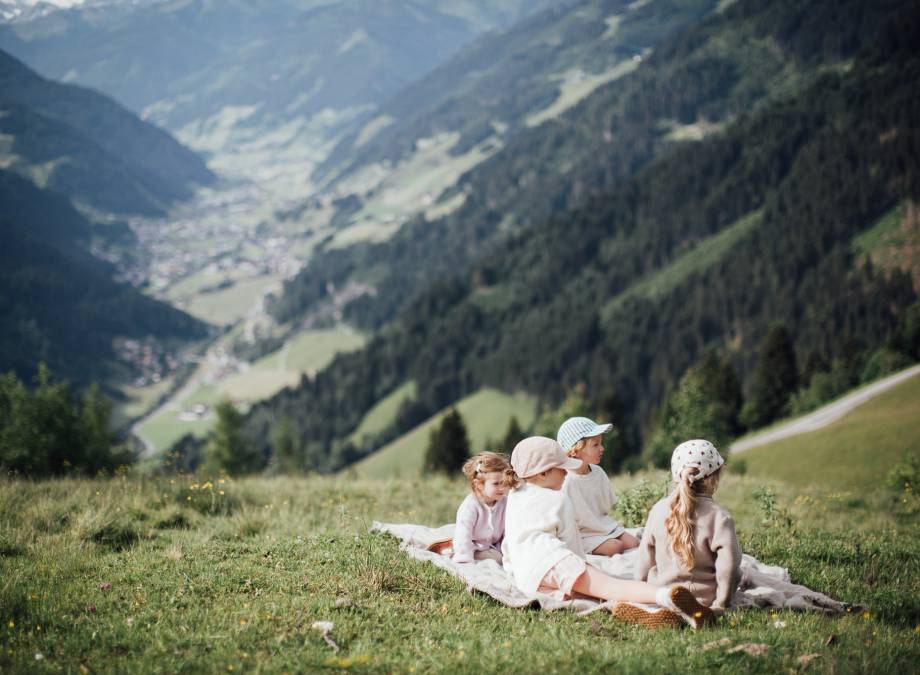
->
[[281, 327, 365, 373], [1, 471, 917, 673], [181, 277, 276, 326], [602, 211, 762, 325], [346, 381, 417, 446], [526, 61, 639, 128], [328, 132, 499, 250], [352, 388, 537, 479], [739, 373, 920, 490], [852, 202, 906, 257], [134, 328, 366, 454]]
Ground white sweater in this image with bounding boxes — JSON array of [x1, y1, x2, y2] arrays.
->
[[562, 464, 625, 550], [501, 482, 586, 594]]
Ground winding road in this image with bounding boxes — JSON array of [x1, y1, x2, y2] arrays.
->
[[729, 363, 920, 454]]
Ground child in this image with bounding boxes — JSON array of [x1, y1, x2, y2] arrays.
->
[[635, 439, 742, 611], [452, 452, 517, 564], [557, 417, 639, 555], [502, 436, 716, 629]]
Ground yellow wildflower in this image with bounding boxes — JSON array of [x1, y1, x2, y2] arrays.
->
[[7, 620, 14, 629]]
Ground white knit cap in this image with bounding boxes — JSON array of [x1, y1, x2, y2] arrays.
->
[[671, 439, 724, 483], [556, 416, 613, 451]]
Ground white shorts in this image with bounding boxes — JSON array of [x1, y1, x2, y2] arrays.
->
[[537, 553, 588, 600]]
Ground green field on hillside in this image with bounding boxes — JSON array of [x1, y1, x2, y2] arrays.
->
[[601, 211, 762, 325], [739, 373, 920, 490], [179, 277, 277, 326], [1, 467, 917, 673], [134, 328, 365, 454], [346, 381, 417, 447], [352, 388, 537, 478]]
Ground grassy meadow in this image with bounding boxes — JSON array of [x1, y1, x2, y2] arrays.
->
[[4, 377, 919, 673], [134, 327, 365, 454], [1, 468, 918, 674]]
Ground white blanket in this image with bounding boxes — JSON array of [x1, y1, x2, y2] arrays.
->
[[373, 522, 861, 615]]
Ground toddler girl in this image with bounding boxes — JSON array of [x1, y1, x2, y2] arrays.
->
[[557, 417, 639, 556], [502, 436, 716, 629], [452, 452, 517, 564], [635, 439, 742, 611]]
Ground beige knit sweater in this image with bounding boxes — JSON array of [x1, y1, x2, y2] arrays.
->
[[635, 495, 742, 608]]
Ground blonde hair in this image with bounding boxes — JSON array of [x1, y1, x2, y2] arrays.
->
[[566, 438, 587, 458], [664, 467, 722, 570], [462, 452, 519, 495]]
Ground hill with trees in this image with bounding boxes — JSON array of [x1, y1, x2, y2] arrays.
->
[[273, 0, 905, 330], [0, 48, 211, 386], [238, 0, 920, 474], [0, 48, 213, 215]]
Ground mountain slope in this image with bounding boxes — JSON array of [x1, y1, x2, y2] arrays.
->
[[0, 48, 213, 215], [0, 171, 208, 385], [242, 0, 920, 472], [0, 0, 559, 189], [274, 0, 903, 330], [739, 369, 920, 490], [316, 0, 719, 186]]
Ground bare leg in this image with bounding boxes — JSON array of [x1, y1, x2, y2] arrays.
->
[[571, 565, 659, 604], [592, 532, 640, 556]]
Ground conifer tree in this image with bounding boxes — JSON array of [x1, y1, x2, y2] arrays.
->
[[646, 351, 743, 468], [499, 416, 525, 454], [205, 399, 262, 476], [270, 418, 300, 473], [424, 408, 470, 474], [743, 323, 799, 429]]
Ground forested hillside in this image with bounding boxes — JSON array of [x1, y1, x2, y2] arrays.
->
[[274, 0, 903, 329], [315, 0, 718, 185], [0, 48, 212, 386], [0, 49, 213, 215], [240, 0, 920, 472], [0, 171, 208, 385]]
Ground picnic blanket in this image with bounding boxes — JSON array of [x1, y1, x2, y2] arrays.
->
[[372, 522, 861, 615]]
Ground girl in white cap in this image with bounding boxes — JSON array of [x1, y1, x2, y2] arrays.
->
[[502, 436, 716, 629], [557, 416, 639, 556], [635, 439, 742, 611]]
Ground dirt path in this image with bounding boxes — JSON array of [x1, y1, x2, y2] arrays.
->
[[730, 363, 920, 454]]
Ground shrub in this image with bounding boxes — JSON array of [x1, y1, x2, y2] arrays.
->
[[886, 454, 920, 518], [616, 478, 669, 527]]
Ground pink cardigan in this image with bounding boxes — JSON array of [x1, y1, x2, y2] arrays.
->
[[453, 493, 506, 563]]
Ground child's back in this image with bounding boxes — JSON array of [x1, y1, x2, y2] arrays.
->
[[636, 494, 741, 608], [635, 439, 742, 609]]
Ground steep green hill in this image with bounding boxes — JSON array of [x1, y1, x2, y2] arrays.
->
[[274, 0, 903, 329], [741, 373, 920, 490], [350, 388, 536, 478], [0, 203, 207, 386], [242, 0, 920, 473], [0, 48, 213, 215], [0, 50, 212, 385]]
